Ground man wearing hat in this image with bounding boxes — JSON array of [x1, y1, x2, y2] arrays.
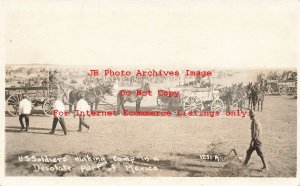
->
[[49, 95, 67, 135], [18, 94, 32, 131], [49, 69, 62, 84], [75, 93, 90, 132], [243, 109, 268, 171]]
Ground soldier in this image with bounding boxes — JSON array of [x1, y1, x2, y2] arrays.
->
[[49, 69, 62, 84], [49, 95, 67, 135], [243, 109, 268, 171], [18, 94, 32, 131], [76, 93, 90, 132]]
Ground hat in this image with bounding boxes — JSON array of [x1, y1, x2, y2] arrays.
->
[[22, 94, 30, 100], [249, 109, 255, 117]]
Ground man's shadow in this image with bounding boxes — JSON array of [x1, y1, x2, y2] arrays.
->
[[5, 126, 61, 135]]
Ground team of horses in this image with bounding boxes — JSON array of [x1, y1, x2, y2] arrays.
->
[[56, 79, 264, 115], [66, 82, 114, 113], [245, 82, 265, 111], [59, 81, 150, 115], [116, 81, 151, 115], [219, 82, 265, 112]]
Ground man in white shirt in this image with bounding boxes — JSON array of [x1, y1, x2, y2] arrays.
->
[[49, 95, 67, 135], [76, 93, 90, 132], [18, 94, 32, 131]]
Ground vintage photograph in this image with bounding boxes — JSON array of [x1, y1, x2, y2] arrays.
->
[[5, 65, 297, 177], [1, 1, 299, 185]]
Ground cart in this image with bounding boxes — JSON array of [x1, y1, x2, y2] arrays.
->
[[5, 82, 68, 117], [157, 76, 225, 118]]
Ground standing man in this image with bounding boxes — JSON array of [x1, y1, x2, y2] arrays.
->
[[18, 94, 32, 131], [49, 95, 67, 135], [49, 69, 62, 84], [243, 109, 268, 171], [76, 93, 90, 132]]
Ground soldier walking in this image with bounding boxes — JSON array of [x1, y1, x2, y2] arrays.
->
[[76, 93, 90, 132], [49, 95, 67, 135], [243, 109, 268, 171], [18, 94, 32, 131]]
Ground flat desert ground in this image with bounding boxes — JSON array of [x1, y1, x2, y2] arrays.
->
[[5, 95, 297, 177]]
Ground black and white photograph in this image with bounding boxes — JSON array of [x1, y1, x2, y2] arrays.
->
[[0, 0, 299, 185], [4, 66, 297, 177]]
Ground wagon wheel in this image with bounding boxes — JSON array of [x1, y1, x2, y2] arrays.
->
[[43, 98, 55, 116], [6, 94, 26, 116], [157, 96, 170, 109], [210, 98, 225, 115], [183, 95, 204, 118], [279, 86, 287, 96]]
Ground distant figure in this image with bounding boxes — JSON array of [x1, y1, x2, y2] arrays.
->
[[76, 93, 90, 132], [18, 94, 32, 131], [112, 79, 119, 96], [49, 95, 67, 135], [243, 109, 268, 171], [49, 69, 62, 84]]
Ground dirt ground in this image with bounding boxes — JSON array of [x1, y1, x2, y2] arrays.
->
[[5, 96, 297, 177]]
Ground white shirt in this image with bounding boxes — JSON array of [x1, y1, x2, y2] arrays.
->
[[54, 99, 64, 117], [76, 99, 90, 113], [19, 98, 32, 115]]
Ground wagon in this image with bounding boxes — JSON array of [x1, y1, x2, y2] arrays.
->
[[264, 71, 297, 96], [265, 80, 279, 95], [277, 81, 297, 96], [263, 80, 295, 96], [156, 76, 225, 118], [5, 82, 67, 117]]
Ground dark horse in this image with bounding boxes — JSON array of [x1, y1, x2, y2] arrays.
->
[[68, 83, 113, 113], [247, 82, 265, 111], [116, 82, 150, 115], [219, 87, 233, 112], [219, 84, 245, 112], [245, 82, 253, 108]]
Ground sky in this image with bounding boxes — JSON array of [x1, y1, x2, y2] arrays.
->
[[3, 0, 299, 69]]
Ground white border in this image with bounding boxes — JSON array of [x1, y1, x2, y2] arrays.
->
[[0, 0, 299, 185]]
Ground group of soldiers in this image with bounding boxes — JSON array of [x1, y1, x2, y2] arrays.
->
[[18, 93, 90, 135], [17, 95, 268, 172]]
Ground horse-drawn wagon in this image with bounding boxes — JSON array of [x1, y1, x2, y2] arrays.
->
[[277, 71, 297, 96], [5, 83, 61, 117], [156, 76, 225, 118], [263, 71, 297, 96]]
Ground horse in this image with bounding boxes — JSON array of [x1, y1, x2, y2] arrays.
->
[[68, 83, 113, 113], [219, 87, 233, 112], [116, 82, 150, 115], [256, 89, 265, 111], [248, 83, 265, 111], [245, 82, 253, 108], [231, 83, 245, 110]]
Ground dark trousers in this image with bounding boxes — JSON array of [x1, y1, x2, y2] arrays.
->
[[244, 141, 267, 168], [79, 115, 89, 131], [19, 114, 29, 130], [51, 117, 67, 135]]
